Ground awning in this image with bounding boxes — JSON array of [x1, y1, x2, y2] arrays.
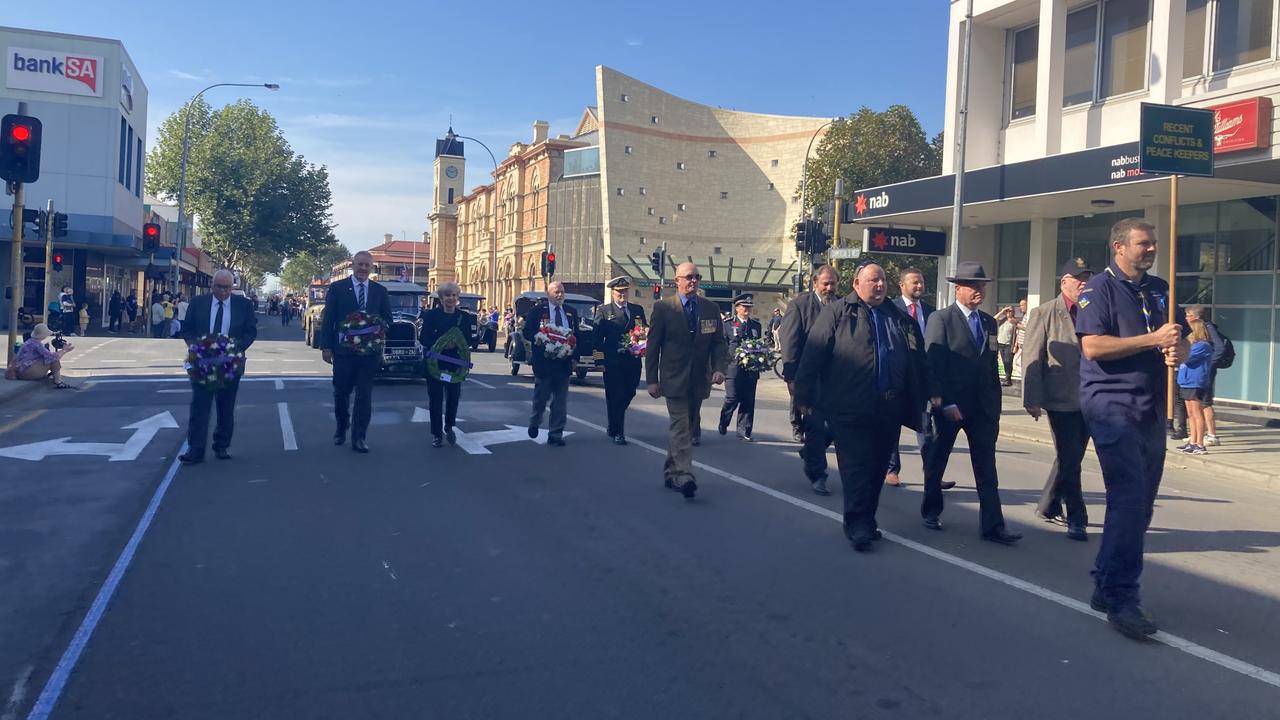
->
[[607, 254, 799, 289]]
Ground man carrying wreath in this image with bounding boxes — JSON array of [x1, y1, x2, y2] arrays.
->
[[320, 250, 393, 453], [420, 281, 475, 448], [179, 269, 258, 465], [718, 293, 762, 442], [523, 280, 579, 447], [593, 276, 647, 446]]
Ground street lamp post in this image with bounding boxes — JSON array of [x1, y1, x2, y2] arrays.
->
[[172, 82, 279, 294], [799, 116, 842, 218], [444, 128, 500, 301]]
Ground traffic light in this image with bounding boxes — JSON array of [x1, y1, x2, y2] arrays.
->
[[810, 221, 830, 255], [792, 272, 803, 294], [794, 220, 809, 253], [52, 212, 67, 238], [52, 252, 63, 272], [0, 114, 43, 183], [31, 209, 46, 239], [143, 223, 161, 253], [546, 251, 556, 277], [652, 283, 662, 300]]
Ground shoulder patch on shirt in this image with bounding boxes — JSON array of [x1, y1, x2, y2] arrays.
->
[[1077, 297, 1090, 308]]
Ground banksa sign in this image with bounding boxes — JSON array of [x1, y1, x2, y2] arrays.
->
[[6, 47, 104, 98]]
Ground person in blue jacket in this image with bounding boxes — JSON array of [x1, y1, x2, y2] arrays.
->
[[1176, 317, 1215, 456]]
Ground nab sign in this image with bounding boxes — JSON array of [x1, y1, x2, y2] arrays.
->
[[861, 227, 946, 257], [7, 47, 104, 98]]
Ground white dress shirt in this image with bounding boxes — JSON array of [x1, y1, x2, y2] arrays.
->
[[209, 296, 232, 336], [903, 299, 926, 334]]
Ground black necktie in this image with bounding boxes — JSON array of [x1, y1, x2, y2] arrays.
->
[[685, 299, 697, 334], [213, 300, 224, 336], [357, 283, 366, 310], [556, 306, 565, 327]]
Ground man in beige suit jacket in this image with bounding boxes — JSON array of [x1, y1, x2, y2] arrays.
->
[[1021, 258, 1095, 540], [646, 262, 729, 499]]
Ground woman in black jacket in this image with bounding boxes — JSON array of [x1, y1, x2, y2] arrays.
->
[[420, 281, 475, 447]]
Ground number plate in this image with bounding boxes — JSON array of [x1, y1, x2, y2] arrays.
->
[[386, 348, 418, 357]]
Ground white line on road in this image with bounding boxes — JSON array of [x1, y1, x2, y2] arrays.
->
[[564, 414, 1280, 690], [25, 441, 189, 720], [96, 359, 137, 363], [467, 378, 496, 389], [274, 379, 284, 390], [277, 402, 298, 451], [91, 375, 330, 385]]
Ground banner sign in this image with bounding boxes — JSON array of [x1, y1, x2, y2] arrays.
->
[[1140, 103, 1215, 177], [7, 47, 104, 98], [1208, 97, 1273, 154]]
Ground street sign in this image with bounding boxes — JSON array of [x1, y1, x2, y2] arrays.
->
[[1140, 103, 1215, 177], [861, 227, 947, 256], [829, 247, 861, 260], [0, 412, 177, 462]]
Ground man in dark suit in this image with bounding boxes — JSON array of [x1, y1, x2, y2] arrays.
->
[[778, 265, 840, 495], [646, 262, 729, 499], [179, 269, 258, 465], [523, 280, 579, 446], [594, 276, 647, 445], [921, 261, 1021, 544], [320, 250, 394, 453], [718, 293, 762, 441], [885, 267, 936, 487], [1022, 259, 1095, 541]]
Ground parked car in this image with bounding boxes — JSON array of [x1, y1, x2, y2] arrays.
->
[[508, 290, 601, 383], [427, 291, 485, 350]]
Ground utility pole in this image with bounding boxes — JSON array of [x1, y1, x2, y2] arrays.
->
[[832, 179, 844, 250], [5, 101, 28, 363], [946, 0, 975, 304], [42, 198, 53, 319]]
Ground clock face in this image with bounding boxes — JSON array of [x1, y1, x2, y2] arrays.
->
[[445, 165, 458, 179]]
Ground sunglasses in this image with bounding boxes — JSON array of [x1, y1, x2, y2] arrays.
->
[[678, 273, 702, 281]]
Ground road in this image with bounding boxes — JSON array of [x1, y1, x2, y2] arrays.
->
[[1, 315, 1278, 719]]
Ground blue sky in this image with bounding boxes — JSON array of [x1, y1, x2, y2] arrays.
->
[[19, 1, 949, 251]]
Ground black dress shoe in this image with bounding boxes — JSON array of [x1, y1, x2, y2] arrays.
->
[[548, 437, 566, 447], [739, 433, 753, 443], [352, 438, 369, 453], [1066, 524, 1089, 541], [691, 436, 701, 447], [680, 480, 698, 499], [527, 425, 538, 439], [214, 448, 231, 460], [1090, 588, 1110, 613], [446, 428, 456, 446], [923, 516, 942, 530], [613, 435, 627, 446], [982, 528, 1023, 545], [851, 536, 875, 552], [1108, 605, 1158, 639], [664, 478, 675, 490], [431, 436, 443, 448], [334, 430, 346, 446], [811, 478, 831, 496], [940, 480, 957, 490], [718, 424, 728, 436], [178, 453, 204, 465]]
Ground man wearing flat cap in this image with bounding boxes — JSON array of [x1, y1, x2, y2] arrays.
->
[[594, 276, 647, 445], [921, 261, 1022, 545], [1021, 258, 1096, 541], [719, 293, 762, 441]]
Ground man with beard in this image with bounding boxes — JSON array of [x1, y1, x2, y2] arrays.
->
[[778, 265, 840, 495], [885, 267, 936, 488]]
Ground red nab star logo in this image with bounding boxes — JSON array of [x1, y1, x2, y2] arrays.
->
[[872, 231, 889, 250], [854, 194, 867, 216]]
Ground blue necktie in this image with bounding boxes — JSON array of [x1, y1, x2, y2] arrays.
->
[[873, 308, 892, 393], [685, 299, 697, 334], [969, 311, 984, 351], [357, 283, 366, 310]]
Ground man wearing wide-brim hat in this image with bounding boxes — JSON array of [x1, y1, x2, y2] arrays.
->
[[920, 261, 1022, 545], [594, 276, 647, 445]]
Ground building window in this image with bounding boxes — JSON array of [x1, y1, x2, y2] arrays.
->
[[648, 207, 655, 216], [1009, 24, 1038, 120], [639, 186, 647, 195], [1100, 0, 1148, 98], [720, 191, 729, 200], [639, 236, 647, 245], [447, 188, 454, 204], [771, 159, 779, 167], [617, 188, 625, 196], [996, 221, 1031, 304], [621, 93, 630, 102], [650, 115, 659, 124], [708, 149, 717, 158], [713, 246, 722, 255], [135, 137, 143, 198], [659, 217, 667, 225], [118, 118, 127, 184], [1184, 0, 1209, 78], [678, 203, 686, 211], [1063, 5, 1098, 107], [624, 145, 633, 154], [124, 125, 134, 191], [676, 162, 685, 170], [1213, 0, 1274, 71], [767, 183, 775, 191]]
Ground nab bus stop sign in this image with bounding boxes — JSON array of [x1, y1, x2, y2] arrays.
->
[[1140, 103, 1215, 177]]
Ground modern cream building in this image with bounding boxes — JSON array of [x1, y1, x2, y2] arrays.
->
[[428, 66, 830, 312], [850, 0, 1280, 407]]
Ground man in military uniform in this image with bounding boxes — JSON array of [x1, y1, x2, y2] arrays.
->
[[594, 276, 647, 445], [1076, 218, 1188, 640], [719, 293, 762, 442], [523, 281, 580, 447], [779, 265, 840, 495]]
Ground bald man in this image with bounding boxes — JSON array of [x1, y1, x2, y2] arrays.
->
[[179, 269, 258, 464]]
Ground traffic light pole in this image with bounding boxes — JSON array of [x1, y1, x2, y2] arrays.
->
[[5, 101, 26, 362], [43, 199, 53, 323]]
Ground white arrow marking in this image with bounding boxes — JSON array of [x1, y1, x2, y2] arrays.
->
[[0, 412, 179, 462], [412, 407, 430, 423], [451, 425, 573, 456]]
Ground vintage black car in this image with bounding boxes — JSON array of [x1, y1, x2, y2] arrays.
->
[[508, 290, 602, 383], [378, 281, 430, 379], [427, 291, 486, 350]]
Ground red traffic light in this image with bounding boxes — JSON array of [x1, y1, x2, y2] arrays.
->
[[10, 124, 31, 142], [546, 253, 555, 263], [143, 223, 160, 238], [53, 253, 63, 263]]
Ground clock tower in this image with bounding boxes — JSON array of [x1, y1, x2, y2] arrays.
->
[[428, 128, 465, 290]]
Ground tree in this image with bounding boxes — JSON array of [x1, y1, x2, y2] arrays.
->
[[146, 99, 337, 277], [279, 243, 350, 292], [797, 106, 944, 299]]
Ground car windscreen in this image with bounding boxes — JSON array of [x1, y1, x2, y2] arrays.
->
[[388, 293, 423, 314]]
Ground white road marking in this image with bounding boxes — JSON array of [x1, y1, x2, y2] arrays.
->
[[382, 560, 398, 581], [96, 359, 137, 363], [25, 442, 189, 720], [0, 412, 179, 462], [1, 664, 33, 720], [468, 378, 496, 389], [564, 414, 1280, 690], [274, 379, 285, 390], [92, 375, 329, 385], [277, 402, 298, 451]]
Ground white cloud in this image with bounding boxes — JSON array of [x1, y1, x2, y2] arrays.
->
[[168, 69, 204, 81], [625, 38, 644, 47]]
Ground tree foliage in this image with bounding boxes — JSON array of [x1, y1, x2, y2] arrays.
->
[[798, 105, 944, 300], [279, 243, 350, 292], [146, 99, 337, 277]]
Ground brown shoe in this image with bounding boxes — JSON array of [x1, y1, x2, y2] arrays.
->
[[885, 472, 901, 487]]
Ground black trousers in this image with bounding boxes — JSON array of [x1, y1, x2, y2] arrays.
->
[[790, 398, 804, 435], [799, 406, 832, 481], [886, 418, 931, 476], [603, 360, 641, 436], [187, 378, 241, 458], [829, 399, 906, 538], [921, 410, 1008, 536], [427, 377, 462, 438], [719, 368, 758, 437], [109, 313, 123, 332], [333, 353, 378, 439], [1036, 410, 1091, 527], [998, 344, 1014, 383]]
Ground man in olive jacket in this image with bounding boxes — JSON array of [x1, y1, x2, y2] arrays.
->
[[795, 263, 928, 551], [645, 262, 729, 499]]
